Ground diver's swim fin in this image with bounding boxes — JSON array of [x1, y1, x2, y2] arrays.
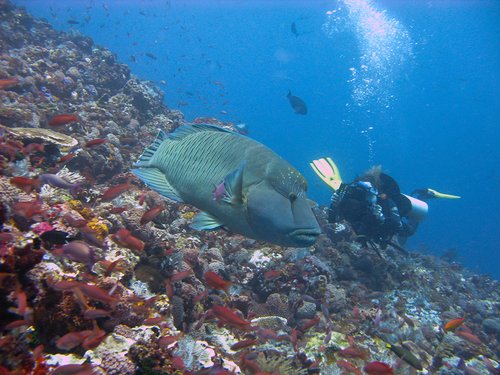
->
[[310, 157, 342, 191], [427, 188, 461, 199]]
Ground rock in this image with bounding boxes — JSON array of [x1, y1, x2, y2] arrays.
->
[[482, 318, 500, 336], [296, 301, 317, 320]]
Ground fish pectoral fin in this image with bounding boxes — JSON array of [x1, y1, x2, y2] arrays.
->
[[131, 167, 184, 202], [190, 211, 224, 230], [222, 161, 246, 204]]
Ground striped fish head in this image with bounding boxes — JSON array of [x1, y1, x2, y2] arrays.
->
[[246, 166, 321, 247]]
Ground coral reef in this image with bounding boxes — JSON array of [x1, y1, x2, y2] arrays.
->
[[0, 1, 498, 374]]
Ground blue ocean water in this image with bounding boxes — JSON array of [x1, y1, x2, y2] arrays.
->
[[15, 0, 499, 278]]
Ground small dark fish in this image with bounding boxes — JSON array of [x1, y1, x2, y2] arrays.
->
[[291, 21, 299, 37], [67, 19, 80, 25], [287, 90, 307, 115], [40, 230, 76, 248], [54, 240, 97, 265], [386, 343, 423, 370], [145, 52, 158, 60]]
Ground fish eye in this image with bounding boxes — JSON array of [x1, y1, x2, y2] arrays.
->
[[289, 192, 297, 202]]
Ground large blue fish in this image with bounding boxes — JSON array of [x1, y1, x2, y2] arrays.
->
[[132, 124, 320, 247]]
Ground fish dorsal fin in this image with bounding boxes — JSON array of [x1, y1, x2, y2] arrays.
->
[[168, 123, 237, 141], [131, 167, 184, 202], [134, 125, 238, 167], [222, 161, 246, 204], [134, 129, 168, 167], [191, 211, 224, 230]]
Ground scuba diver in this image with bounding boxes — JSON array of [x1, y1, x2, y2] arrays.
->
[[310, 157, 460, 254]]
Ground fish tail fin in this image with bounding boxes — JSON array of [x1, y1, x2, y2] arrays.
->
[[133, 129, 168, 167], [287, 89, 291, 97]]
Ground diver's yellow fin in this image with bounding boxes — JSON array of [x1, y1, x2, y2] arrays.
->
[[428, 188, 461, 199], [310, 157, 342, 191]]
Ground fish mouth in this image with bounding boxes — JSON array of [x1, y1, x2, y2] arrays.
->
[[288, 228, 321, 246]]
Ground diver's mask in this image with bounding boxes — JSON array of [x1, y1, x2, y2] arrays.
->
[[352, 181, 378, 205]]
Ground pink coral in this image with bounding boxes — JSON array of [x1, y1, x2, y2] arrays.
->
[[32, 222, 54, 235]]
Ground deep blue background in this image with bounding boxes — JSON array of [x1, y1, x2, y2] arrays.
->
[[14, 0, 499, 278]]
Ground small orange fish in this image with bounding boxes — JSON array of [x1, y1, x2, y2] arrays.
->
[[101, 183, 130, 201], [58, 153, 76, 164], [99, 258, 124, 276], [298, 316, 320, 332], [170, 269, 193, 282], [364, 361, 394, 375], [455, 330, 481, 345], [444, 317, 465, 332], [0, 77, 20, 90], [159, 334, 182, 347], [263, 269, 282, 280], [56, 331, 92, 350], [291, 328, 298, 351], [204, 271, 231, 293], [164, 278, 173, 298], [112, 228, 145, 252], [4, 319, 29, 330], [337, 346, 369, 360], [82, 328, 107, 350], [143, 316, 164, 325], [48, 114, 79, 127], [230, 338, 258, 351], [10, 176, 40, 193], [211, 305, 253, 330], [83, 309, 111, 319], [77, 284, 119, 307], [109, 206, 127, 214], [336, 360, 362, 375], [84, 138, 107, 148], [140, 206, 164, 225], [47, 279, 80, 291]]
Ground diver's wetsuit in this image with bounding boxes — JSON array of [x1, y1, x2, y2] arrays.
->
[[329, 181, 415, 246]]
